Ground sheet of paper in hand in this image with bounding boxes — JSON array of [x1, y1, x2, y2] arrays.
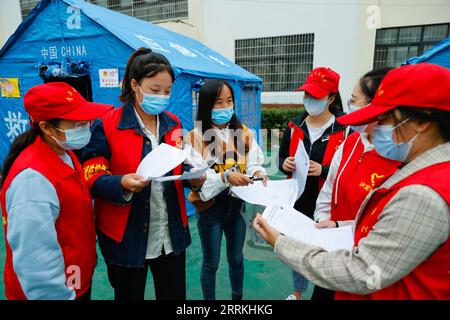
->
[[155, 164, 209, 182], [136, 143, 187, 180], [293, 141, 310, 200], [231, 179, 299, 207]]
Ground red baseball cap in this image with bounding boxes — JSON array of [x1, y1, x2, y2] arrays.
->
[[337, 63, 450, 126], [24, 82, 113, 124], [295, 67, 340, 99]]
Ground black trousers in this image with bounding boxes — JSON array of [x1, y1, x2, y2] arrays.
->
[[76, 287, 92, 301], [311, 285, 335, 300], [106, 251, 186, 300]]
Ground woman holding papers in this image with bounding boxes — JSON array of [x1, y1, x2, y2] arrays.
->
[[255, 63, 450, 300], [278, 67, 347, 300], [184, 79, 267, 300], [310, 68, 401, 299], [0, 82, 112, 300], [314, 67, 400, 224], [82, 48, 201, 300]]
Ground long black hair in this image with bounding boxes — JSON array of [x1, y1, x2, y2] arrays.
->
[[196, 79, 249, 155], [1, 119, 61, 187], [119, 47, 175, 105], [328, 91, 344, 115], [196, 79, 243, 134]]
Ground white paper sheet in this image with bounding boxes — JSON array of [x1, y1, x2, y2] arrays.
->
[[136, 143, 187, 180], [262, 204, 354, 252], [231, 179, 299, 207], [154, 165, 209, 182], [293, 141, 310, 200]]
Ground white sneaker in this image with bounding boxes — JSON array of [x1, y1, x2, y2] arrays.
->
[[285, 294, 298, 300]]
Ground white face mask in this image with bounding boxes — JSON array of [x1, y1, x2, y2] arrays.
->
[[347, 103, 369, 134], [347, 104, 361, 113]]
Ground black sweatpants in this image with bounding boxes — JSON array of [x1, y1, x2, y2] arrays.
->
[[106, 251, 186, 300]]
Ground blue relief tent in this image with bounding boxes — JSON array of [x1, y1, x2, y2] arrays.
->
[[0, 0, 262, 216], [0, 0, 262, 163], [404, 36, 450, 69]]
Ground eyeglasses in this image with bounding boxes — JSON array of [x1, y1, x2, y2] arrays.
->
[[346, 98, 371, 108]]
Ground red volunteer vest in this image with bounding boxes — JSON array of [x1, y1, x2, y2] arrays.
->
[[83, 107, 188, 243], [335, 161, 450, 300], [288, 121, 345, 191], [330, 132, 400, 221], [0, 136, 97, 300]]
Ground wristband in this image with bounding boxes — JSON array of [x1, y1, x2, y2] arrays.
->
[[223, 170, 231, 186]]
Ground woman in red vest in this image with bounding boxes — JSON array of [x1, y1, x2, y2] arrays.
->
[[81, 48, 201, 300], [314, 67, 400, 225], [0, 82, 112, 300], [278, 67, 346, 300], [310, 67, 401, 300], [255, 63, 450, 300]]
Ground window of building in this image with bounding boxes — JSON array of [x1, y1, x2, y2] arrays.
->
[[19, 0, 40, 19], [374, 23, 450, 68], [235, 34, 314, 92], [20, 0, 188, 23]]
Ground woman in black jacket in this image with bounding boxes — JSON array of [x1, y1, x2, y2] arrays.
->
[[278, 67, 346, 300]]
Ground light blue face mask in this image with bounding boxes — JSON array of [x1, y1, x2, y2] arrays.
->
[[303, 96, 329, 116], [138, 85, 170, 115], [373, 118, 420, 162], [212, 106, 234, 125], [53, 125, 92, 150], [348, 104, 368, 134], [351, 125, 368, 135]]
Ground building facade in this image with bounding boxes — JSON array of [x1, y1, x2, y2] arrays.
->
[[4, 0, 450, 106]]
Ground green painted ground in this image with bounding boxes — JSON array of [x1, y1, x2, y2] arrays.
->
[[0, 149, 315, 300], [0, 210, 314, 300]]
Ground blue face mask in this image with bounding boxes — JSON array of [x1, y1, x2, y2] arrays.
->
[[52, 125, 92, 150], [348, 104, 368, 134], [212, 106, 234, 125], [138, 86, 170, 115], [373, 118, 420, 162], [351, 125, 368, 135], [303, 96, 329, 116]]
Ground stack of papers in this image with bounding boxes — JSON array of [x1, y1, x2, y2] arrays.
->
[[231, 179, 298, 207], [231, 140, 309, 207], [262, 204, 354, 252], [230, 141, 354, 251]]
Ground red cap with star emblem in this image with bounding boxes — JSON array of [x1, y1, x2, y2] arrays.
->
[[295, 67, 340, 99], [24, 82, 113, 124], [337, 63, 450, 126]]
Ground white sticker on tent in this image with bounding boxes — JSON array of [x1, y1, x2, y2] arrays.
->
[[169, 42, 197, 57], [209, 55, 229, 67], [67, 6, 81, 30], [4, 111, 28, 142], [99, 69, 119, 88], [135, 35, 170, 53]]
